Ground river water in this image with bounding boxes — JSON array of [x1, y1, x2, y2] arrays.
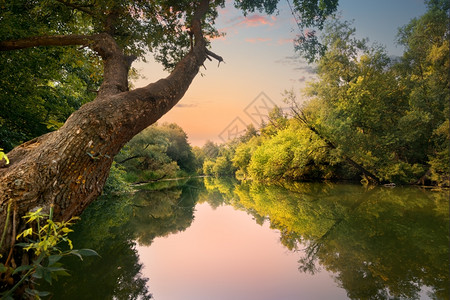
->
[[48, 178, 449, 299]]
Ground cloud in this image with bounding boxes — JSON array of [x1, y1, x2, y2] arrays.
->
[[275, 55, 317, 74], [277, 38, 293, 45], [245, 37, 272, 43], [238, 15, 275, 27], [224, 14, 275, 29], [176, 103, 198, 108], [215, 13, 276, 42]]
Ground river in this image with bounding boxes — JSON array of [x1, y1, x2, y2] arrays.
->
[[47, 177, 449, 299]]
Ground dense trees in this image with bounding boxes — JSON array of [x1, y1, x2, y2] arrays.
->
[[113, 122, 198, 184], [0, 0, 339, 257], [203, 1, 449, 186]]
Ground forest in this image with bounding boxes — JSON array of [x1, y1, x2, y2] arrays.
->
[[0, 0, 448, 297], [2, 0, 447, 191], [199, 3, 449, 187], [100, 0, 449, 191]]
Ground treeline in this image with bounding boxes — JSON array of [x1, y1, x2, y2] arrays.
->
[[104, 122, 201, 193], [200, 2, 449, 186]]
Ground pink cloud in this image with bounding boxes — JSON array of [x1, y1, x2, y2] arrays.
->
[[277, 38, 293, 45], [245, 37, 272, 43], [211, 34, 227, 41], [238, 15, 275, 27]]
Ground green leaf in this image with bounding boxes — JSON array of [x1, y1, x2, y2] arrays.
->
[[0, 263, 8, 273], [25, 288, 52, 298], [12, 264, 34, 275], [52, 269, 71, 277], [68, 249, 83, 260], [32, 266, 44, 279], [36, 290, 51, 297], [77, 249, 99, 257], [69, 248, 99, 260], [43, 268, 52, 284], [48, 255, 62, 266]]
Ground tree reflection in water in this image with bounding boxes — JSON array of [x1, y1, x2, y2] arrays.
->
[[48, 177, 448, 300], [48, 178, 201, 299], [203, 178, 449, 300]]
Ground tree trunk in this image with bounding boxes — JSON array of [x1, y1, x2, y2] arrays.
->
[[0, 0, 218, 256]]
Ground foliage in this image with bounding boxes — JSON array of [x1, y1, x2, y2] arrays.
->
[[203, 177, 450, 299], [0, 0, 338, 151], [45, 178, 202, 299], [113, 123, 198, 184], [300, 4, 449, 185], [201, 4, 449, 186], [202, 142, 237, 177], [0, 148, 9, 165], [247, 120, 347, 181], [0, 206, 98, 299], [103, 162, 133, 195], [0, 0, 103, 150]]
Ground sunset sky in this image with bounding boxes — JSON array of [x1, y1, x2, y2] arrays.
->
[[133, 0, 427, 146]]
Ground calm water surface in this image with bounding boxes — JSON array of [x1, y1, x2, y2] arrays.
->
[[48, 178, 449, 299]]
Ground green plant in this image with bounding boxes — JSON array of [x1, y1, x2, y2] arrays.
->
[[0, 148, 9, 165], [0, 205, 98, 299]]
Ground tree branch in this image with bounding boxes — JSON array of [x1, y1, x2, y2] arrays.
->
[[0, 33, 133, 97], [205, 49, 224, 66], [0, 34, 95, 51], [118, 155, 142, 164], [54, 0, 94, 15], [290, 104, 382, 184]]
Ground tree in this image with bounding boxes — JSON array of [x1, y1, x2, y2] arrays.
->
[[0, 0, 338, 256], [114, 123, 197, 183], [298, 5, 449, 184], [395, 0, 449, 185]]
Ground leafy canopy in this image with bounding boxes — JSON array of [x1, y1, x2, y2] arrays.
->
[[0, 0, 338, 151]]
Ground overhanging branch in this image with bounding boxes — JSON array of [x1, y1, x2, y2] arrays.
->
[[0, 34, 95, 51]]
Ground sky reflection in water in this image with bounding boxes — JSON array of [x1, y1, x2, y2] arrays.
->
[[137, 203, 348, 300], [48, 178, 449, 299]]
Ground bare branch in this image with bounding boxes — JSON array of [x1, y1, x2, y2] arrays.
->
[[205, 49, 225, 66]]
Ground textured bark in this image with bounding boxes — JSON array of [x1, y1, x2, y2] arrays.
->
[[0, 0, 216, 256]]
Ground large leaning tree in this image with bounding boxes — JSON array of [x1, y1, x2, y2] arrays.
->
[[0, 0, 338, 255]]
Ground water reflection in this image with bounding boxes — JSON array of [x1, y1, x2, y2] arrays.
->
[[48, 178, 449, 300], [48, 179, 201, 299], [203, 178, 449, 300]]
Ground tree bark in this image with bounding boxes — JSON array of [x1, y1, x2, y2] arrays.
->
[[0, 0, 217, 256]]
